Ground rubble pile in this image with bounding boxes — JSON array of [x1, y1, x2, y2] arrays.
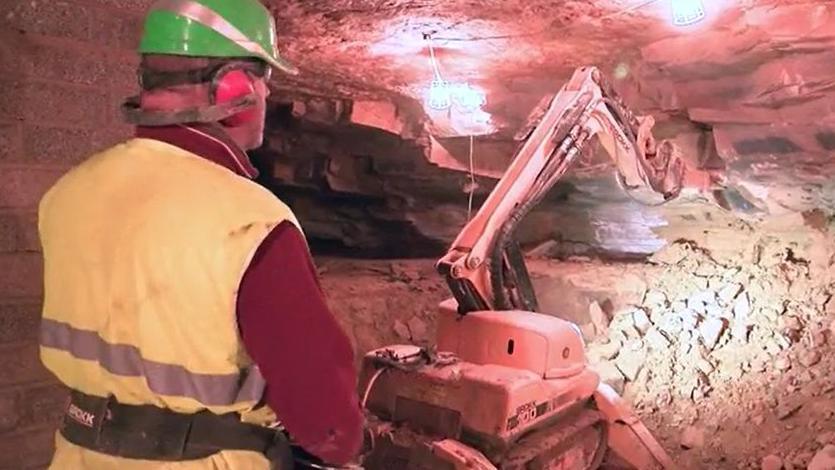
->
[[317, 219, 835, 469], [585, 238, 835, 469], [318, 260, 447, 368]]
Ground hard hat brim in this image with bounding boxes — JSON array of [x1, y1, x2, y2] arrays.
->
[[265, 53, 299, 76]]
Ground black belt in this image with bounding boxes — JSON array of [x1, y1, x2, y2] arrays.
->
[[60, 390, 294, 467]]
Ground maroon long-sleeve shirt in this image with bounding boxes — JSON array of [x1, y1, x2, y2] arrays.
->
[[135, 123, 364, 466]]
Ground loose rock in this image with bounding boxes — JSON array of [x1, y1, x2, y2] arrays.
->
[[592, 338, 622, 361], [589, 301, 610, 336], [596, 361, 626, 394], [734, 292, 751, 319], [407, 316, 428, 342], [393, 320, 410, 340], [719, 283, 743, 304], [579, 323, 597, 341], [731, 292, 751, 341], [807, 445, 835, 470], [615, 348, 645, 382], [688, 296, 707, 315], [645, 327, 671, 350], [679, 309, 699, 330], [706, 303, 724, 318], [761, 455, 783, 470], [774, 357, 792, 371], [633, 309, 652, 335], [799, 349, 822, 367], [817, 432, 835, 446], [776, 399, 802, 420], [700, 317, 726, 350], [644, 290, 667, 308], [793, 451, 815, 469], [779, 316, 802, 331], [680, 425, 705, 450], [697, 359, 715, 375]]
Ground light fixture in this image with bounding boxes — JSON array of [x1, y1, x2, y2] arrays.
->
[[671, 0, 706, 26], [428, 78, 452, 110], [423, 34, 486, 113], [451, 83, 486, 111]]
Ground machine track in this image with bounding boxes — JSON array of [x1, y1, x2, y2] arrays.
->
[[500, 409, 607, 470]]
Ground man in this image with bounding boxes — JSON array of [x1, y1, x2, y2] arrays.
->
[[38, 0, 364, 468]]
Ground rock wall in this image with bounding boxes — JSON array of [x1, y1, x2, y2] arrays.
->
[[255, 93, 719, 258], [0, 1, 145, 467], [628, 3, 835, 216], [261, 2, 835, 260]]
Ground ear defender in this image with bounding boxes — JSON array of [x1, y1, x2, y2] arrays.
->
[[212, 68, 257, 127]]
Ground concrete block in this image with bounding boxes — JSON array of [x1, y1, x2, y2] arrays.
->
[[107, 91, 139, 130], [808, 445, 835, 470], [0, 302, 42, 343], [96, 126, 134, 149], [0, 80, 26, 121], [89, 8, 143, 51], [0, 253, 43, 298], [0, 167, 67, 209], [85, 0, 157, 15], [0, 382, 66, 434], [0, 343, 52, 386], [0, 211, 39, 253], [0, 216, 13, 253], [0, 123, 21, 162], [0, 29, 34, 77], [24, 125, 97, 164], [27, 39, 108, 87], [23, 81, 110, 128], [1, 0, 92, 42], [0, 426, 55, 468], [105, 50, 141, 94]]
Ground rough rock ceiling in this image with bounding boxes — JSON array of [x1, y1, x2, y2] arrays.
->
[[253, 0, 835, 256]]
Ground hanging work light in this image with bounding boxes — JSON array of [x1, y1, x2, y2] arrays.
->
[[428, 78, 452, 110], [451, 83, 486, 112], [424, 35, 451, 110], [422, 34, 486, 112], [671, 0, 706, 26]]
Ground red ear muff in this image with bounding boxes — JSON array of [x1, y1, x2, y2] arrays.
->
[[213, 68, 257, 127]]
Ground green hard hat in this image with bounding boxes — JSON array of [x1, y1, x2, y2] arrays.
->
[[139, 0, 298, 75]]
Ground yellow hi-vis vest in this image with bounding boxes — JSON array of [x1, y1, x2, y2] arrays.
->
[[38, 138, 300, 424]]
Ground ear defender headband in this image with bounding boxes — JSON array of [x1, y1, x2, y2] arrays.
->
[[210, 63, 259, 127], [122, 61, 267, 127]]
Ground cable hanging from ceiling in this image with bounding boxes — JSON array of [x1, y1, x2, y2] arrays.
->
[[421, 33, 485, 219], [422, 33, 486, 112]]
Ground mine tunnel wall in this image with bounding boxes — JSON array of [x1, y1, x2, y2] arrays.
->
[[0, 1, 151, 467], [1, 1, 835, 468]]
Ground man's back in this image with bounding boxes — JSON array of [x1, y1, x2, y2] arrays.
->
[[39, 1, 364, 466], [39, 138, 297, 469]]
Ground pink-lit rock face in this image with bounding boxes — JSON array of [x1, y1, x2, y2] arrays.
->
[[260, 0, 835, 255]]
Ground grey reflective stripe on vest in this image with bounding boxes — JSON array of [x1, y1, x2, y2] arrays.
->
[[40, 318, 266, 407]]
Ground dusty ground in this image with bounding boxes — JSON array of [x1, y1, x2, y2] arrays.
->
[[315, 213, 835, 469]]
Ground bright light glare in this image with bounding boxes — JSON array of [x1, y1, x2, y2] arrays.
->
[[428, 79, 452, 110], [671, 0, 706, 26], [426, 81, 487, 112], [451, 83, 486, 111]]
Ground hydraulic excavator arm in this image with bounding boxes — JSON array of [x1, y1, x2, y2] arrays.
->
[[436, 66, 686, 315], [359, 67, 690, 470]]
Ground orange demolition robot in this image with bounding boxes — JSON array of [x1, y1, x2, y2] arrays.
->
[[358, 67, 688, 470]]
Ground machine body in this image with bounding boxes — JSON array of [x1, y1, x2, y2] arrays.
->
[[359, 67, 685, 469]]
